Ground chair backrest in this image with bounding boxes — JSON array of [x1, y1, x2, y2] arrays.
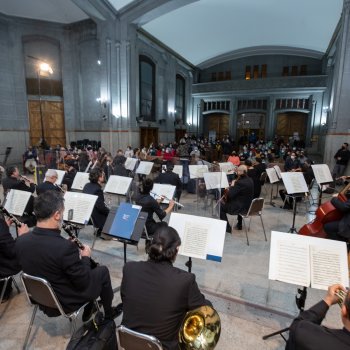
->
[[117, 325, 163, 350], [259, 172, 267, 183], [247, 198, 264, 216], [21, 273, 65, 315]]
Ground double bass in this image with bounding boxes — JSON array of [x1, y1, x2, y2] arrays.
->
[[299, 183, 350, 238]]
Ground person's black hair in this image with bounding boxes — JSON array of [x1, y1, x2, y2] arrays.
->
[[115, 155, 126, 165], [89, 167, 103, 183], [34, 191, 64, 221], [6, 166, 17, 177], [255, 157, 262, 163], [148, 223, 181, 263], [166, 161, 174, 171], [140, 178, 153, 195], [344, 142, 349, 147], [244, 159, 252, 167]]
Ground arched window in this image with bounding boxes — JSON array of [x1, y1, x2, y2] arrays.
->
[[139, 55, 155, 121], [175, 74, 185, 122]]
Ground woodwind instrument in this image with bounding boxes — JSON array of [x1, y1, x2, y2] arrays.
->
[[62, 222, 98, 268], [0, 205, 22, 227], [335, 289, 348, 307], [19, 174, 33, 183], [150, 191, 184, 208], [55, 184, 65, 193]]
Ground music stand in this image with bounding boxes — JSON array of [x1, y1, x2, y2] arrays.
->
[[266, 168, 280, 206], [102, 204, 145, 264]]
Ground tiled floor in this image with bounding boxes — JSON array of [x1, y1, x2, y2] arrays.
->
[[0, 180, 345, 350]]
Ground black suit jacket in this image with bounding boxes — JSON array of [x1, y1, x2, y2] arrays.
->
[[286, 300, 350, 350], [0, 218, 21, 278], [224, 175, 254, 215], [36, 181, 61, 195], [82, 182, 109, 229], [15, 227, 98, 312], [121, 260, 212, 350]]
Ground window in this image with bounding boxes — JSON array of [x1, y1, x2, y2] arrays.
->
[[211, 72, 217, 81], [291, 66, 298, 76], [261, 64, 267, 78], [175, 74, 185, 123], [300, 65, 307, 76], [139, 55, 155, 121], [218, 72, 224, 81], [282, 66, 289, 76], [225, 71, 231, 80], [245, 66, 251, 80], [253, 65, 259, 79]]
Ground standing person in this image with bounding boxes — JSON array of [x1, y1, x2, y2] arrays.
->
[[121, 224, 212, 350], [286, 284, 350, 350], [36, 169, 62, 195], [23, 146, 38, 174], [83, 168, 110, 236], [333, 143, 350, 182], [220, 165, 254, 231], [154, 162, 182, 201], [15, 191, 121, 320]]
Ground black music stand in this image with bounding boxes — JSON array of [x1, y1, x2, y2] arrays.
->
[[102, 207, 146, 264], [285, 193, 305, 233]]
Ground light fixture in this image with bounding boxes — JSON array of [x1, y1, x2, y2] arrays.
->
[[39, 62, 53, 75], [97, 60, 101, 65], [136, 116, 144, 124]]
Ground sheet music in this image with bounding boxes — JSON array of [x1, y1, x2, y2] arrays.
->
[[269, 231, 349, 290], [169, 213, 226, 262], [203, 172, 229, 190], [281, 172, 308, 194], [173, 165, 183, 178], [150, 184, 176, 204], [63, 192, 97, 224], [71, 172, 90, 191], [4, 190, 32, 216], [52, 169, 66, 185], [189, 165, 209, 179], [273, 165, 282, 179], [266, 168, 279, 184], [125, 157, 138, 171], [104, 175, 133, 195], [219, 162, 236, 174], [135, 161, 153, 175], [311, 164, 333, 184]]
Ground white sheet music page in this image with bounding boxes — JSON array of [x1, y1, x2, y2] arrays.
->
[[219, 162, 235, 174], [71, 172, 90, 191], [169, 213, 226, 262], [273, 165, 282, 179], [172, 165, 183, 178], [266, 168, 279, 184], [63, 192, 97, 224], [203, 172, 229, 190], [150, 183, 176, 204], [4, 190, 32, 216], [104, 175, 133, 195], [281, 172, 308, 194], [125, 157, 138, 171], [189, 165, 209, 179], [311, 164, 333, 185], [135, 161, 153, 175], [55, 170, 66, 185]]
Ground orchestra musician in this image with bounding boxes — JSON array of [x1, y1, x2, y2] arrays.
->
[[0, 214, 29, 302], [220, 165, 254, 232], [15, 191, 121, 320], [154, 161, 182, 201], [82, 167, 110, 237], [286, 284, 350, 350], [36, 169, 63, 195], [2, 166, 36, 227], [120, 224, 212, 350], [284, 152, 301, 172], [136, 178, 175, 237]]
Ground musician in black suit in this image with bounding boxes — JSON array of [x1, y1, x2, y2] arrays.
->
[[286, 283, 350, 350], [154, 162, 182, 201], [0, 215, 28, 302], [83, 167, 109, 234], [121, 224, 212, 350], [36, 169, 62, 195], [15, 191, 120, 320], [2, 166, 36, 227], [136, 178, 174, 236], [220, 165, 254, 231]]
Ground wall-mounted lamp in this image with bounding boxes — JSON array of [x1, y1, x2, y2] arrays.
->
[[158, 118, 166, 125], [136, 116, 144, 124]]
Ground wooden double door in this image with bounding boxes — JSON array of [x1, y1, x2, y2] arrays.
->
[[276, 112, 308, 141], [140, 127, 158, 148], [203, 113, 229, 140], [28, 100, 66, 147]]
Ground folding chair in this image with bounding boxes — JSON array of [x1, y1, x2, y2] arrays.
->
[[117, 325, 163, 350], [21, 272, 99, 349], [239, 198, 267, 246], [260, 171, 268, 195], [0, 275, 20, 304]]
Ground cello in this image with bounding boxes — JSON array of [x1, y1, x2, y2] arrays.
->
[[299, 183, 350, 238]]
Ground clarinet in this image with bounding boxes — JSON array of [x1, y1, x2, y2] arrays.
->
[[62, 223, 98, 268], [0, 205, 22, 227]]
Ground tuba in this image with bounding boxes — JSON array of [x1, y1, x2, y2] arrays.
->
[[179, 305, 221, 349]]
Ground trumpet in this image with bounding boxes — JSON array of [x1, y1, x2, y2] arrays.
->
[[0, 205, 23, 227], [62, 222, 98, 269], [150, 191, 184, 208]]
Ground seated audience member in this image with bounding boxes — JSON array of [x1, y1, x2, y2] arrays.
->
[[154, 162, 182, 201], [83, 168, 110, 235], [23, 146, 37, 173], [136, 178, 174, 236], [121, 224, 212, 350], [284, 152, 301, 172], [286, 284, 350, 350], [15, 191, 121, 320], [0, 215, 28, 302], [36, 169, 62, 195], [227, 151, 241, 166], [220, 165, 254, 231]]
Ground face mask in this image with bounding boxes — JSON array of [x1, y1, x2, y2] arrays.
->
[[291, 156, 295, 160]]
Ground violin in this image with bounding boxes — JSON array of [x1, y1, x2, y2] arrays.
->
[[299, 183, 350, 238]]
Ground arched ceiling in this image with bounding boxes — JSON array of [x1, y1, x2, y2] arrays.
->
[[0, 0, 344, 66]]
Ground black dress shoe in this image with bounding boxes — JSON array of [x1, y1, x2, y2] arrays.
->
[[108, 303, 123, 320], [82, 301, 96, 322], [235, 224, 242, 230]]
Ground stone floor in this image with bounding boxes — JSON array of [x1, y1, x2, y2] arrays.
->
[[0, 180, 346, 350]]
